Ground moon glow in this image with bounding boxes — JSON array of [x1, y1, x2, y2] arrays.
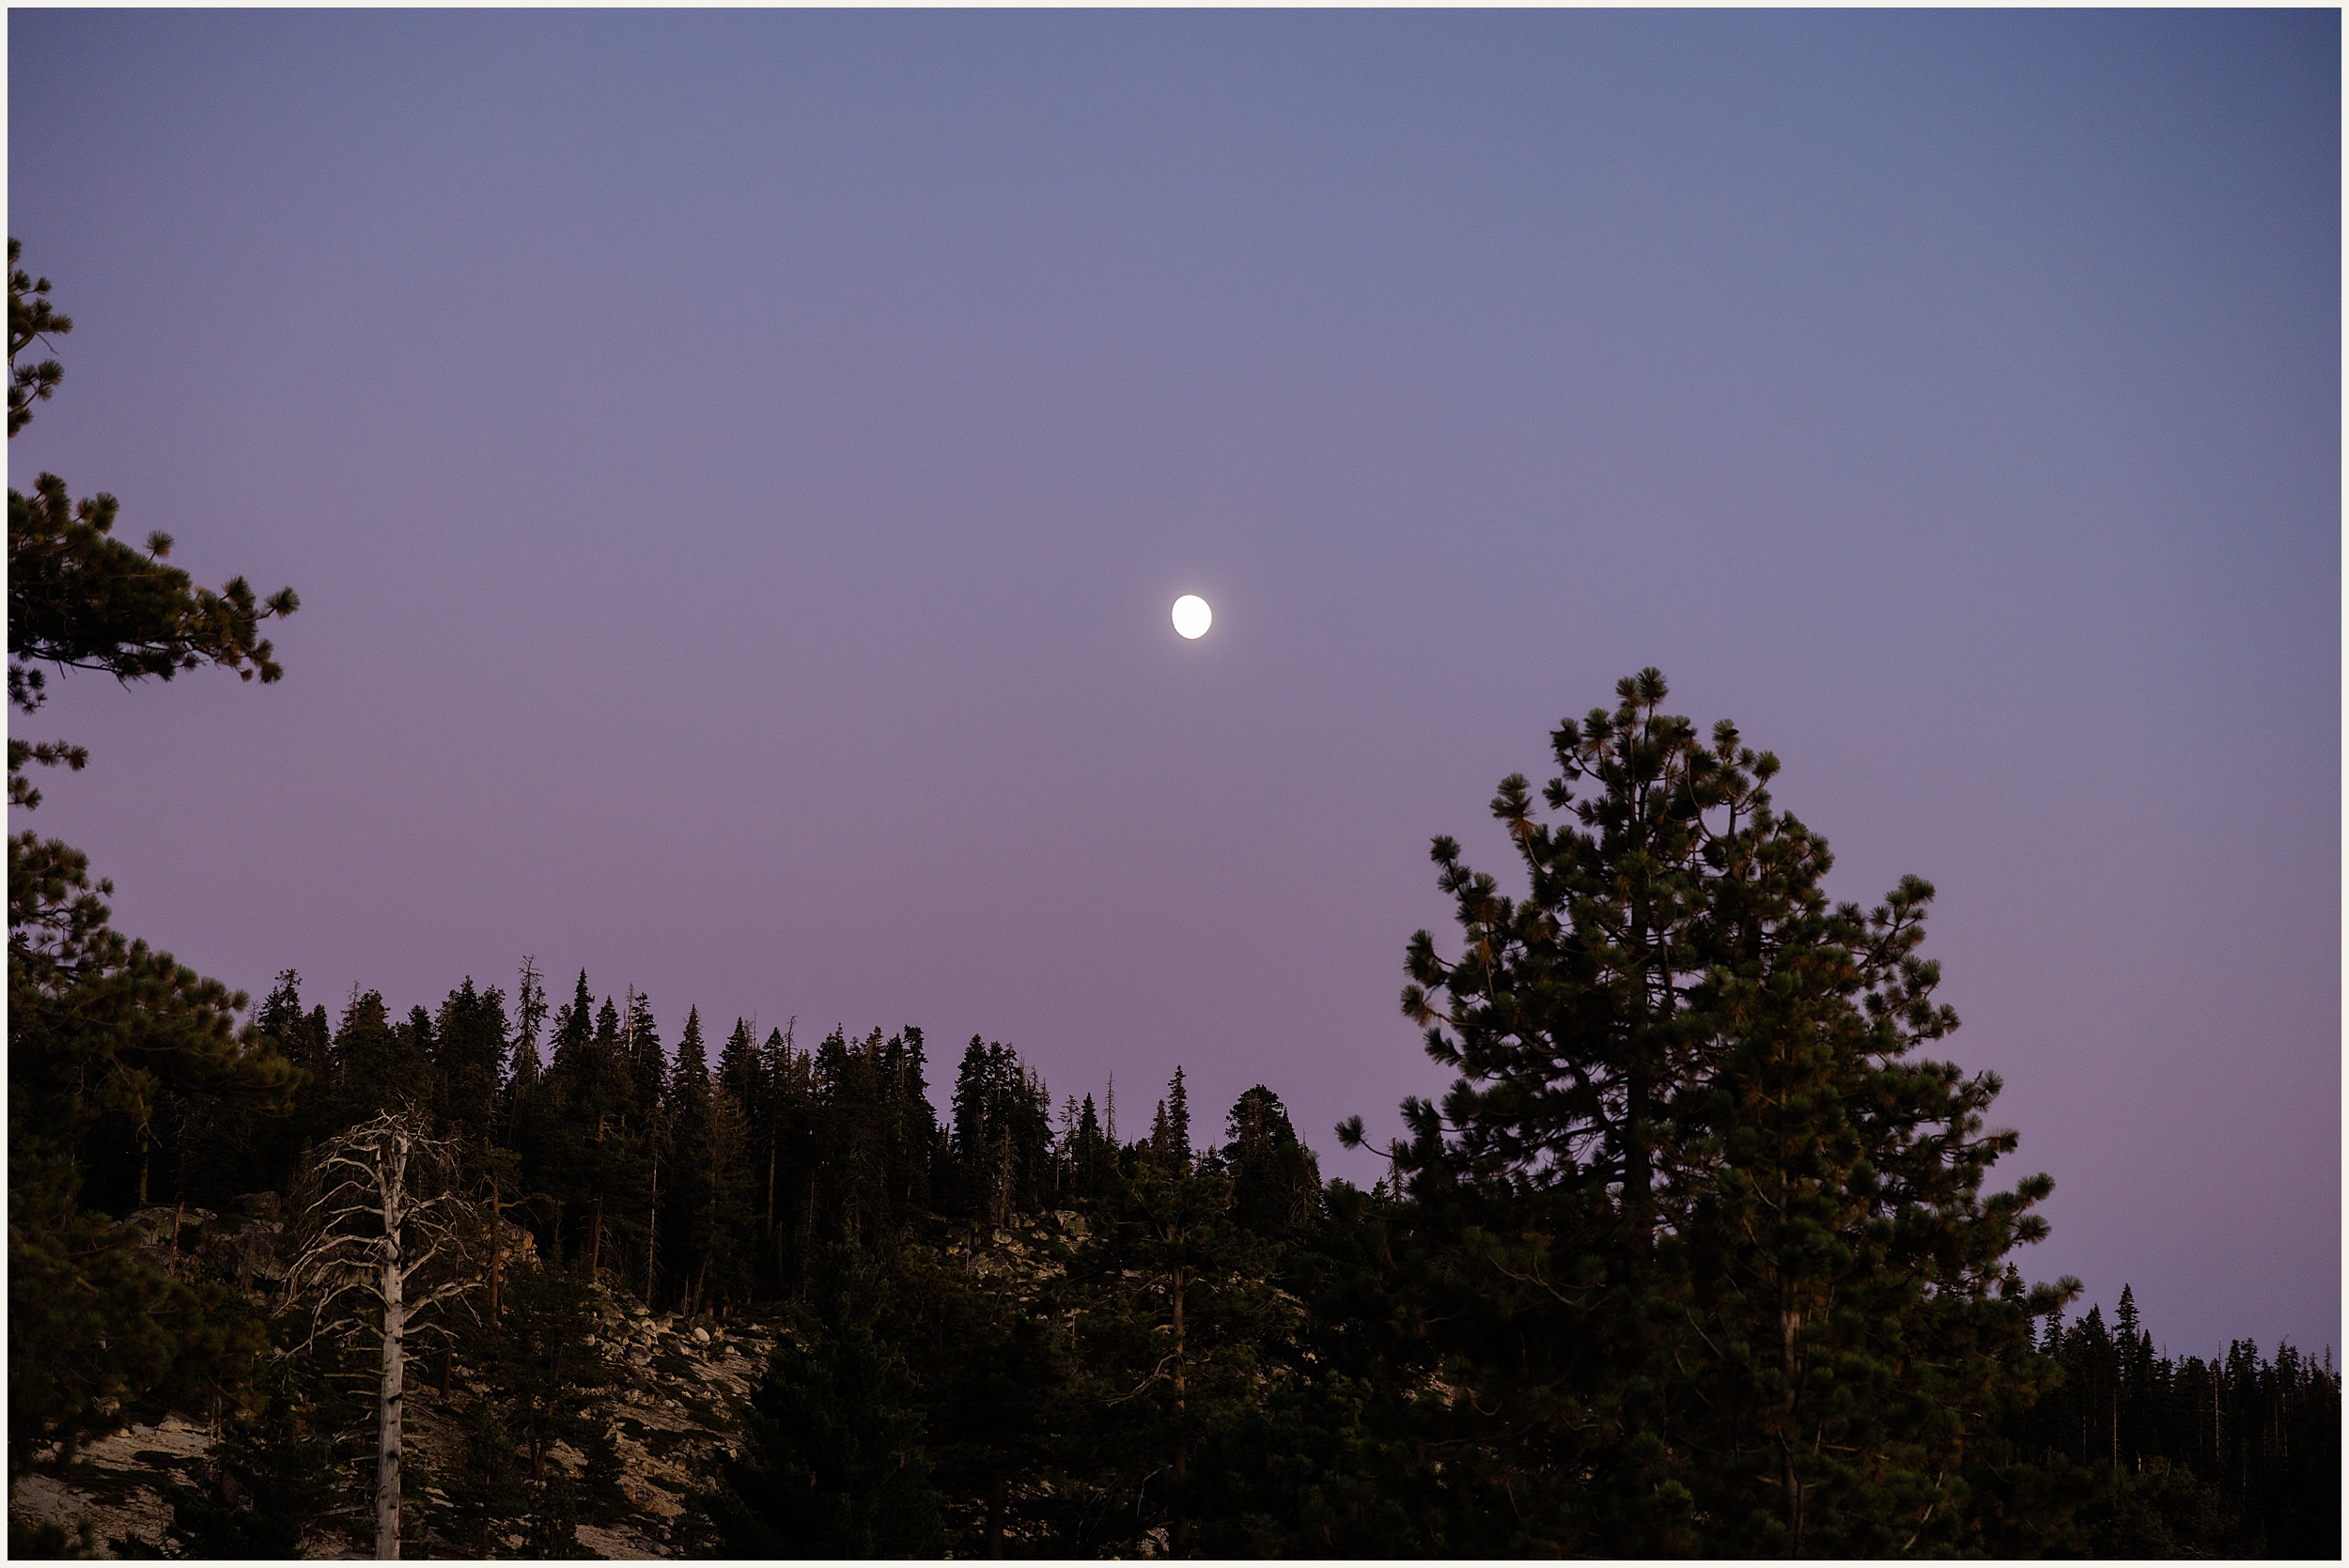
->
[[1172, 594, 1213, 640]]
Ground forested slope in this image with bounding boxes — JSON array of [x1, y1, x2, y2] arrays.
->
[[8, 991, 2337, 1558]]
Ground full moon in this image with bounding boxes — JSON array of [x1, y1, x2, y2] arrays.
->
[[1171, 594, 1212, 640]]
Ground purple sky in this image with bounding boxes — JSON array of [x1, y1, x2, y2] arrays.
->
[[9, 11, 2337, 1357]]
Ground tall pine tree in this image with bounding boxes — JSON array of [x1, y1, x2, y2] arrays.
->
[[1371, 669, 2074, 1553]]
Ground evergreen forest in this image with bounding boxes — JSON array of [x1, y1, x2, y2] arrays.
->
[[8, 245, 2339, 1558]]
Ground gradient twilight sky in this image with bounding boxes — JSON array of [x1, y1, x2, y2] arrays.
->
[[8, 10, 2338, 1355]]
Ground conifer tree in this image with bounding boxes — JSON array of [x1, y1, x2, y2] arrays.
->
[[753, 1022, 815, 1293], [443, 1402, 531, 1559], [802, 1026, 937, 1245], [159, 1381, 334, 1559], [7, 247, 303, 1466], [1160, 1065, 1191, 1170], [663, 1007, 715, 1312], [704, 1072, 758, 1311], [717, 1016, 763, 1109], [756, 1023, 803, 1296], [524, 975, 647, 1281], [617, 988, 666, 1304], [1066, 1093, 1113, 1202], [8, 239, 296, 722], [879, 1026, 941, 1231], [950, 1037, 1054, 1227], [257, 970, 334, 1101], [622, 989, 663, 1116], [702, 1250, 944, 1556], [1061, 1122, 1287, 1557], [1369, 669, 2076, 1553], [467, 1260, 614, 1489], [1223, 1086, 1321, 1234], [153, 969, 332, 1207], [319, 989, 431, 1135], [503, 957, 547, 1134], [429, 979, 506, 1147]]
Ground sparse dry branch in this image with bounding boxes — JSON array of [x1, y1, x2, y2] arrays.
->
[[277, 1111, 479, 1560]]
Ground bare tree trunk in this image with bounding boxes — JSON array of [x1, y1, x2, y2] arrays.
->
[[1780, 1297, 1803, 1560], [588, 1114, 608, 1278], [1172, 1262, 1189, 1556], [487, 1171, 503, 1322], [284, 1116, 473, 1562], [376, 1139, 409, 1560], [646, 1137, 661, 1312]]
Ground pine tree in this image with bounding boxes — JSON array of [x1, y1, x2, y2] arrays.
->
[[1151, 1061, 1193, 1169], [758, 1022, 817, 1296], [552, 970, 594, 1068], [717, 1016, 763, 1110], [159, 1377, 334, 1559], [704, 1074, 758, 1311], [621, 989, 667, 1306], [257, 970, 333, 1102], [524, 975, 648, 1282], [1066, 1093, 1113, 1202], [700, 1250, 944, 1557], [503, 957, 547, 1135], [1371, 669, 2075, 1553], [430, 978, 510, 1140], [951, 1037, 1052, 1227], [316, 988, 432, 1135], [795, 1027, 941, 1250], [443, 1401, 530, 1558], [478, 1260, 613, 1483], [663, 1007, 715, 1312], [5, 249, 301, 1459], [1223, 1086, 1321, 1234], [8, 238, 297, 721], [951, 1037, 997, 1223], [1060, 1135, 1288, 1556], [623, 989, 663, 1115], [10, 895, 293, 1449], [163, 969, 331, 1207], [1671, 867, 2065, 1553]]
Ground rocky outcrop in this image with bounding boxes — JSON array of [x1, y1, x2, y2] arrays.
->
[[10, 1304, 775, 1559], [8, 1198, 764, 1560], [9, 1205, 1095, 1555], [559, 1300, 776, 1558], [116, 1203, 289, 1302], [8, 1416, 212, 1558]]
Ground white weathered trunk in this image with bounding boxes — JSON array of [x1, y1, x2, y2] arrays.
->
[[284, 1116, 470, 1562], [375, 1137, 408, 1560]]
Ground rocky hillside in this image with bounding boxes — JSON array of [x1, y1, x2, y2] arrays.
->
[[8, 1202, 780, 1559]]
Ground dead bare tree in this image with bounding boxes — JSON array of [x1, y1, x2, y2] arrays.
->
[[281, 1111, 478, 1560]]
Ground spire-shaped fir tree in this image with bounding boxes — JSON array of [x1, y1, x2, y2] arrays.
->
[[501, 956, 548, 1157], [431, 977, 508, 1147], [662, 1007, 716, 1312]]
